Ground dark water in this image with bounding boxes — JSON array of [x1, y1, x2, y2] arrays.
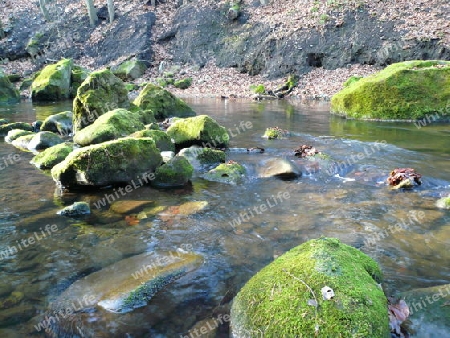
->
[[0, 99, 449, 337]]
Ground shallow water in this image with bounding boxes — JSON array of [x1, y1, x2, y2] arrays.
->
[[0, 99, 449, 337]]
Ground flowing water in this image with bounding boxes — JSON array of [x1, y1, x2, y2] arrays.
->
[[0, 99, 449, 337]]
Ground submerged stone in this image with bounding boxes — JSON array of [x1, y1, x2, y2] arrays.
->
[[436, 196, 450, 209], [57, 201, 91, 217], [331, 60, 450, 120], [230, 237, 389, 337], [257, 158, 302, 179]]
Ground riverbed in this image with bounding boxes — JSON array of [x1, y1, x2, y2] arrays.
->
[[0, 98, 449, 337]]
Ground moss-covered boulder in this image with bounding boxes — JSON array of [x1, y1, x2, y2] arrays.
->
[[331, 60, 450, 120], [133, 83, 195, 119], [166, 115, 229, 149], [11, 134, 35, 151], [130, 129, 174, 152], [73, 69, 129, 132], [0, 119, 9, 126], [153, 156, 193, 188], [111, 60, 148, 81], [41, 111, 73, 136], [27, 131, 64, 152], [263, 127, 290, 139], [178, 146, 226, 171], [5, 129, 34, 143], [203, 161, 245, 185], [0, 68, 20, 104], [73, 109, 144, 146], [174, 78, 192, 89], [51, 137, 162, 188], [0, 122, 32, 136], [398, 284, 450, 337], [230, 237, 389, 337], [31, 59, 73, 101], [30, 142, 74, 170], [70, 66, 90, 98]]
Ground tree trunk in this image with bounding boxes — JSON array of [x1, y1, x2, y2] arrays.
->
[[84, 0, 97, 27], [107, 0, 114, 23], [39, 0, 50, 21]]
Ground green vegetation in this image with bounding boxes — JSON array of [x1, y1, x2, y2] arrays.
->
[[250, 84, 266, 94], [31, 142, 74, 170], [231, 237, 389, 337], [331, 60, 450, 120]]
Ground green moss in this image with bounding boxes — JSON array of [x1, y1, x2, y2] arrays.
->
[[31, 142, 73, 170], [51, 137, 162, 188], [203, 162, 245, 185], [166, 115, 229, 148], [133, 83, 195, 119], [174, 78, 192, 89], [231, 238, 388, 337], [5, 129, 34, 143], [263, 127, 288, 139], [130, 129, 174, 151], [70, 66, 90, 98], [0, 122, 33, 136], [331, 60, 450, 120], [73, 68, 130, 132], [11, 134, 35, 151], [343, 75, 363, 87], [31, 59, 73, 101], [153, 156, 193, 188], [111, 60, 147, 81], [73, 109, 145, 146], [0, 68, 20, 104], [250, 84, 266, 94], [197, 148, 226, 164], [436, 196, 450, 209]]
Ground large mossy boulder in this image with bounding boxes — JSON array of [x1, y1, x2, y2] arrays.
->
[[398, 284, 450, 337], [130, 129, 174, 152], [41, 111, 73, 136], [0, 68, 20, 104], [166, 115, 229, 149], [30, 142, 74, 170], [73, 109, 144, 146], [31, 59, 73, 101], [73, 69, 129, 133], [133, 83, 195, 119], [70, 66, 90, 98], [111, 60, 147, 81], [230, 237, 389, 337], [51, 137, 162, 188], [152, 156, 193, 188], [331, 60, 450, 120]]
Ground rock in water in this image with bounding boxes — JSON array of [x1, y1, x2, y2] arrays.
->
[[230, 237, 389, 337], [44, 251, 203, 337], [31, 59, 73, 101]]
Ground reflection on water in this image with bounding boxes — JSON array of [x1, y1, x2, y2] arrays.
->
[[0, 99, 449, 336]]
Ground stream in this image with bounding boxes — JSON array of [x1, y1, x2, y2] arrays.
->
[[0, 98, 449, 337]]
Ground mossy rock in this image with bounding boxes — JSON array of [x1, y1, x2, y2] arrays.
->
[[166, 115, 229, 149], [31, 59, 73, 101], [0, 122, 33, 136], [130, 129, 174, 152], [397, 284, 450, 337], [27, 131, 64, 152], [111, 60, 147, 81], [0, 119, 9, 126], [0, 68, 20, 104], [19, 77, 33, 90], [73, 69, 130, 132], [134, 108, 156, 125], [331, 60, 450, 120], [203, 162, 245, 185], [51, 137, 162, 188], [263, 127, 289, 139], [5, 129, 34, 143], [152, 156, 193, 188], [70, 66, 90, 98], [133, 83, 195, 119], [436, 196, 450, 209], [57, 201, 91, 217], [174, 78, 192, 89], [73, 109, 145, 146], [41, 111, 73, 136], [178, 146, 226, 172], [230, 237, 388, 337], [30, 142, 74, 170], [11, 134, 35, 151]]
